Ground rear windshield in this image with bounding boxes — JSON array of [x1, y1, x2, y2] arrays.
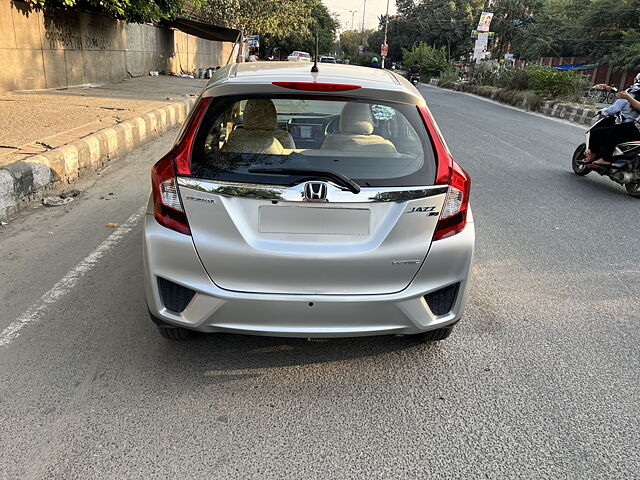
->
[[190, 95, 436, 187]]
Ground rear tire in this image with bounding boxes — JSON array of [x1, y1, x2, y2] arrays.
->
[[158, 325, 193, 340], [417, 325, 454, 342], [149, 310, 193, 340], [625, 182, 640, 197], [572, 143, 590, 176]]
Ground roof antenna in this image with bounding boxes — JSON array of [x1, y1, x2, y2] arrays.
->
[[311, 32, 319, 73]]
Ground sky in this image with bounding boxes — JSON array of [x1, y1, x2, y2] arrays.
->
[[322, 0, 397, 32]]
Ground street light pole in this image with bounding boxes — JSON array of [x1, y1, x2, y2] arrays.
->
[[361, 0, 367, 33], [381, 0, 390, 68], [349, 10, 355, 31]]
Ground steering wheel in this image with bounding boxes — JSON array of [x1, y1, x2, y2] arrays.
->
[[325, 116, 341, 136]]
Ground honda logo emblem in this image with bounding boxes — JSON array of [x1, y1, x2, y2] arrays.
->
[[303, 182, 328, 202]]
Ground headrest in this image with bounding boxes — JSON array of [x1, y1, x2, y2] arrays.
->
[[243, 99, 277, 131], [340, 102, 374, 135]]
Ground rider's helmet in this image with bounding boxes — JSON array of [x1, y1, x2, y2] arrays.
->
[[372, 57, 378, 62]]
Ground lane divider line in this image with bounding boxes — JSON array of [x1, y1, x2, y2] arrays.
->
[[0, 205, 147, 348]]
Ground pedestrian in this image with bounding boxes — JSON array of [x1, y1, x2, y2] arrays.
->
[[369, 57, 380, 68]]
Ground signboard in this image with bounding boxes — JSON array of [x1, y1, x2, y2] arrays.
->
[[471, 30, 495, 39], [359, 45, 365, 53], [477, 11, 494, 32], [473, 33, 489, 61], [380, 44, 389, 57], [247, 35, 259, 48]]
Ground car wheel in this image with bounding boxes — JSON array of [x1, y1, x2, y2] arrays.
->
[[149, 310, 193, 340], [625, 181, 640, 198], [417, 325, 454, 342], [572, 143, 590, 176], [158, 325, 193, 340]]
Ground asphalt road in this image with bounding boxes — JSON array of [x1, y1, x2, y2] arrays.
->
[[1, 85, 639, 479]]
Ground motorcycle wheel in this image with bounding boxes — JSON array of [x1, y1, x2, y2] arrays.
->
[[572, 143, 590, 176], [625, 182, 640, 197]]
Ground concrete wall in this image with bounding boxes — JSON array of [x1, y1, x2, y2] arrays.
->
[[0, 0, 235, 92]]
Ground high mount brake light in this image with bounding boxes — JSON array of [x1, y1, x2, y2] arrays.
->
[[417, 105, 471, 241], [272, 82, 362, 92], [150, 96, 212, 235]]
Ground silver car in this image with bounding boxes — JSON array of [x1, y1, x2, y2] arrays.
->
[[143, 62, 474, 341]]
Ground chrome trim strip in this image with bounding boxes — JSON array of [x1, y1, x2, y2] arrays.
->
[[177, 177, 448, 203]]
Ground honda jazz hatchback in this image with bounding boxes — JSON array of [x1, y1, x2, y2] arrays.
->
[[143, 62, 474, 341]]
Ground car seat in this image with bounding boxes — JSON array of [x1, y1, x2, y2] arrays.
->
[[321, 102, 397, 153], [222, 99, 295, 154]]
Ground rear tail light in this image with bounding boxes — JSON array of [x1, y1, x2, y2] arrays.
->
[[433, 161, 471, 241], [417, 105, 471, 241], [151, 154, 190, 235], [150, 97, 211, 235]]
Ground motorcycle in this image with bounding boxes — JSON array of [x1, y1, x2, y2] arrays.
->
[[572, 110, 640, 198], [409, 72, 420, 85]]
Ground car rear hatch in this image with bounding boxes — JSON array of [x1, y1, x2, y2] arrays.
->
[[178, 91, 447, 295]]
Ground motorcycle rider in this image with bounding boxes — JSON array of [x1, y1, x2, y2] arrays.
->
[[600, 74, 640, 124], [410, 61, 420, 76], [588, 74, 640, 166], [369, 57, 381, 68]]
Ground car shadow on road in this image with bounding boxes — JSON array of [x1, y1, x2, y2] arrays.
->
[[146, 329, 437, 374]]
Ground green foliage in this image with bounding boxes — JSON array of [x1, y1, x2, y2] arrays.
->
[[199, 0, 312, 37], [493, 66, 530, 90], [29, 0, 184, 22], [504, 0, 640, 71], [396, 0, 484, 60], [402, 43, 448, 77], [607, 30, 640, 71], [465, 64, 587, 99], [340, 29, 375, 59], [437, 66, 460, 86], [526, 66, 587, 98], [266, 1, 339, 56]]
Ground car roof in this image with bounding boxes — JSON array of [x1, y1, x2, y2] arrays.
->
[[202, 62, 424, 105]]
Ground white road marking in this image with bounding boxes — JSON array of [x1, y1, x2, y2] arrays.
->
[[0, 205, 147, 348]]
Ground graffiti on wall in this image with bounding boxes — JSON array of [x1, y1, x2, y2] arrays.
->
[[43, 12, 117, 51]]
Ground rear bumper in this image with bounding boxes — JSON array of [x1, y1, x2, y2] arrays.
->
[[143, 213, 475, 338]]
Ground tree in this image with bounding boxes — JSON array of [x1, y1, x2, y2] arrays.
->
[[394, 0, 485, 60], [340, 29, 375, 58], [402, 42, 448, 76], [29, 0, 184, 22], [265, 1, 339, 57], [506, 0, 640, 70], [199, 0, 312, 37]]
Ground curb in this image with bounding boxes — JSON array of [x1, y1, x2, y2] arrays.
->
[[0, 97, 196, 221], [427, 80, 598, 126]]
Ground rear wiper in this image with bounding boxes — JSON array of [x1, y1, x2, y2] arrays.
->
[[248, 168, 361, 194]]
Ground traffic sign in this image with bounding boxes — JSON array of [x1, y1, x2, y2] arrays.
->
[[247, 35, 259, 48]]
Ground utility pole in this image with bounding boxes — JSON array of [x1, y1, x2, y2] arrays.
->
[[349, 10, 355, 31], [361, 0, 367, 33], [381, 0, 390, 68]]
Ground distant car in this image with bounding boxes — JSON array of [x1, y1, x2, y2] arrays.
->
[[319, 56, 337, 63], [287, 51, 311, 62], [144, 62, 474, 342]]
